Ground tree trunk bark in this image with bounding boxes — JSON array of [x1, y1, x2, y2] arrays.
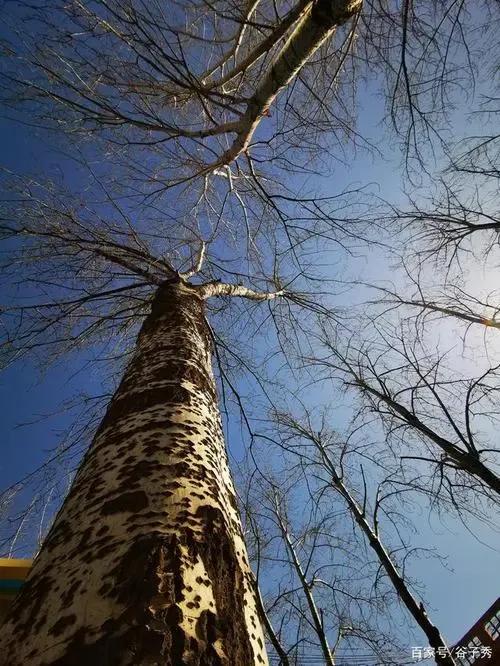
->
[[0, 281, 269, 666]]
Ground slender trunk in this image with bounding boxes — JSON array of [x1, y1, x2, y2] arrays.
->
[[362, 384, 500, 497], [275, 507, 335, 666], [346, 498, 455, 666], [318, 448, 455, 666], [1, 281, 268, 666]]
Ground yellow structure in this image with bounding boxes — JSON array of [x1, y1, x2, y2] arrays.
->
[[0, 558, 32, 621]]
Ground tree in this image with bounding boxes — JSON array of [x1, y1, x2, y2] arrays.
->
[[0, 0, 499, 663], [0, 206, 291, 663], [0, 151, 357, 663], [266, 411, 456, 664], [312, 321, 500, 502], [349, 110, 500, 506], [240, 464, 411, 664]]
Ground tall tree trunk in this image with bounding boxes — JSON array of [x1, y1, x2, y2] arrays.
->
[[0, 281, 269, 666]]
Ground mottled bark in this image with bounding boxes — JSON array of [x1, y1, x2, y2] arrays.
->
[[0, 281, 268, 666]]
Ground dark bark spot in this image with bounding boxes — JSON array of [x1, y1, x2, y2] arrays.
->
[[49, 614, 77, 637], [96, 525, 110, 537], [77, 527, 93, 552], [61, 580, 82, 608], [101, 491, 149, 515]]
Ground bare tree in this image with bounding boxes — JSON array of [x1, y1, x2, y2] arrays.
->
[[390, 181, 500, 268], [0, 182, 306, 663], [312, 322, 500, 502], [0, 139, 377, 663], [241, 470, 409, 665], [385, 100, 500, 270], [266, 411, 457, 665], [1, 0, 496, 188], [349, 107, 500, 504], [370, 283, 500, 335], [0, 0, 498, 663]]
